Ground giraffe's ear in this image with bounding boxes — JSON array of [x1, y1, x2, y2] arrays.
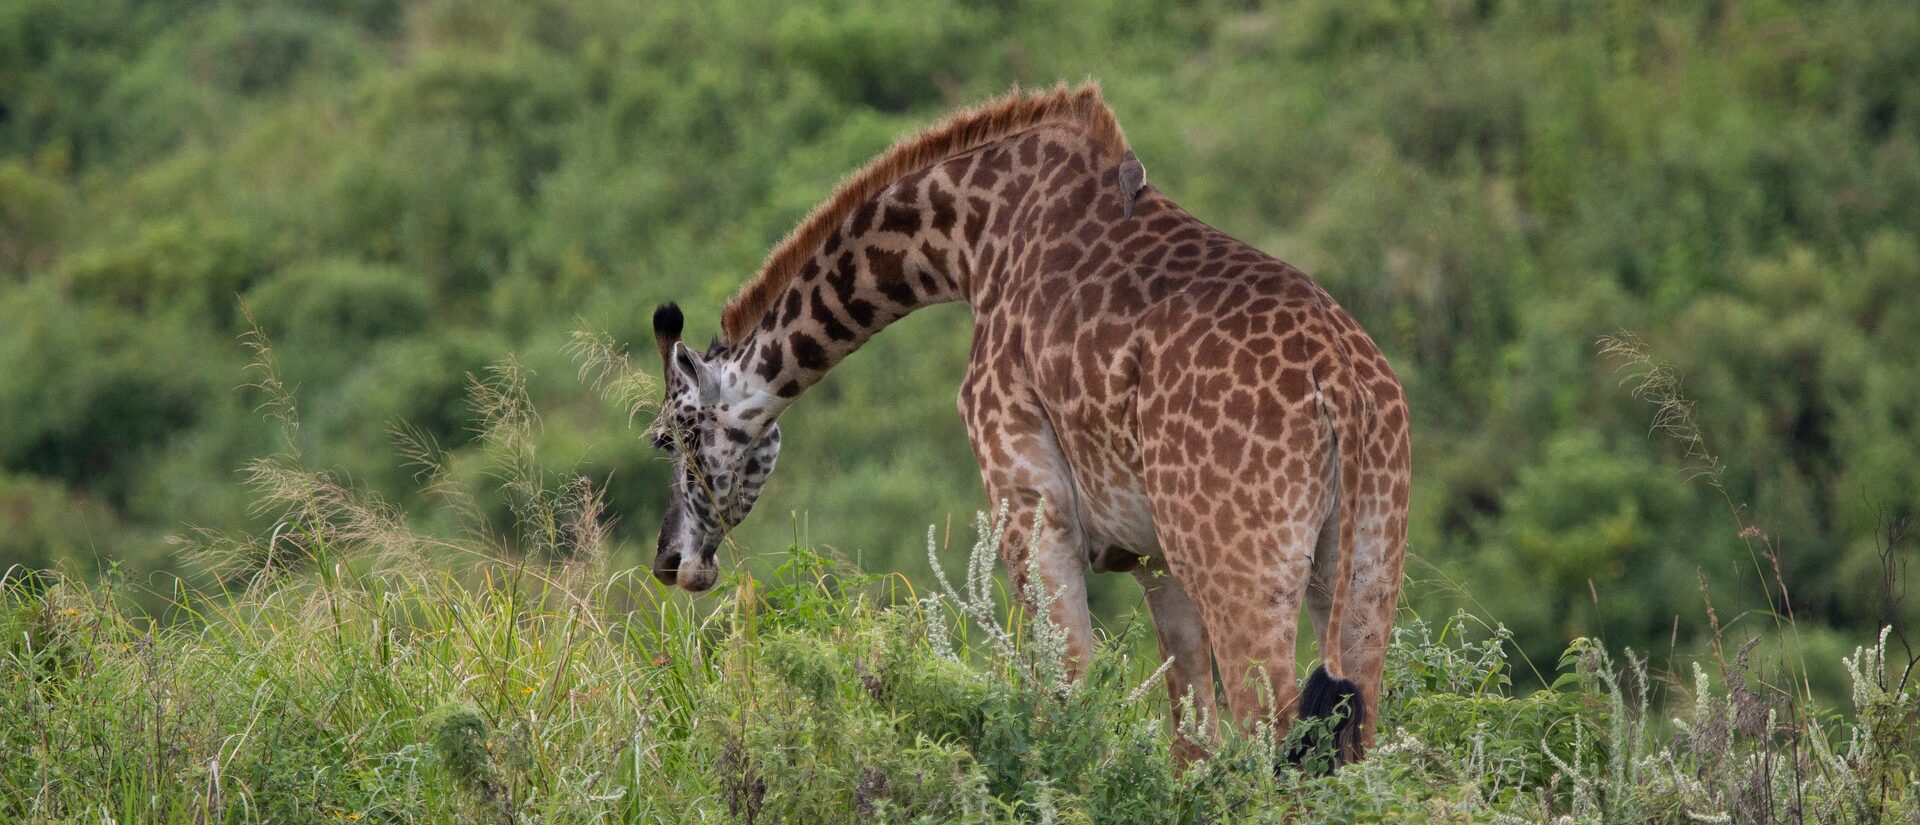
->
[[653, 303, 685, 363], [671, 340, 722, 404]]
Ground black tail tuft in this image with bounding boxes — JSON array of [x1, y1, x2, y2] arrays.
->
[[1289, 665, 1365, 772]]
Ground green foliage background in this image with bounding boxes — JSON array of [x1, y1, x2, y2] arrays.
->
[[3, 0, 1917, 675]]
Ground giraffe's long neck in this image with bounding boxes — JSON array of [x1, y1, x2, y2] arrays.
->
[[721, 143, 1027, 412]]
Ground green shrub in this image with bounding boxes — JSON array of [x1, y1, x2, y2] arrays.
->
[[244, 258, 431, 348], [0, 357, 1910, 820], [195, 6, 370, 95], [0, 473, 130, 578], [0, 158, 72, 277], [425, 701, 498, 806], [60, 219, 270, 325], [771, 2, 991, 112], [0, 287, 213, 490]]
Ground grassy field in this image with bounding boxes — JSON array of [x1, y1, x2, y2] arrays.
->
[[5, 342, 1915, 823], [7, 521, 1915, 822]]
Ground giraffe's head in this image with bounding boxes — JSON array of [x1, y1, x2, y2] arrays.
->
[[646, 303, 782, 592]]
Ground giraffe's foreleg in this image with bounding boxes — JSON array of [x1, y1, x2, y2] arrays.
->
[[960, 363, 1095, 676], [986, 485, 1095, 674]]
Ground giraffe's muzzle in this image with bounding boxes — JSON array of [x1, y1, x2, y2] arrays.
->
[[651, 546, 720, 593]]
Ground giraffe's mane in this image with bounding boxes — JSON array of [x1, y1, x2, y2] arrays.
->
[[720, 81, 1129, 343]]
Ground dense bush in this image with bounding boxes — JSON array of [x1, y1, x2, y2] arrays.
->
[[0, 286, 213, 492], [0, 473, 130, 578]]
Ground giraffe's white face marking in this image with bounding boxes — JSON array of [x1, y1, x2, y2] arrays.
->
[[648, 341, 781, 593]]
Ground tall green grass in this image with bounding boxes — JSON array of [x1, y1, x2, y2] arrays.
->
[[2, 329, 1914, 822], [6, 523, 1914, 821]]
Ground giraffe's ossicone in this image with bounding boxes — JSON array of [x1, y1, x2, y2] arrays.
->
[[646, 82, 1410, 767]]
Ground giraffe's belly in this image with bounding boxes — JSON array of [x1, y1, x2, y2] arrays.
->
[[1051, 420, 1162, 566], [1036, 336, 1164, 566], [1022, 291, 1166, 565], [1072, 475, 1162, 563]]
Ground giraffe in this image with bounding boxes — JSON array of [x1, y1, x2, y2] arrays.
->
[[645, 82, 1410, 765]]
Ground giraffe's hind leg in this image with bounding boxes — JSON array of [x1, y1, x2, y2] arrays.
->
[[1304, 431, 1409, 754], [1134, 295, 1342, 746], [1139, 413, 1334, 741], [1153, 503, 1326, 739], [1327, 473, 1409, 752], [1306, 482, 1339, 659], [1132, 565, 1215, 766]]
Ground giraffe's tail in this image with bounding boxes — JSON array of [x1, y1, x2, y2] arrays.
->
[[1289, 664, 1364, 771]]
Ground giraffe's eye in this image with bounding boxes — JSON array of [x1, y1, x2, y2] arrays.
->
[[649, 419, 682, 451], [653, 416, 704, 452]]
